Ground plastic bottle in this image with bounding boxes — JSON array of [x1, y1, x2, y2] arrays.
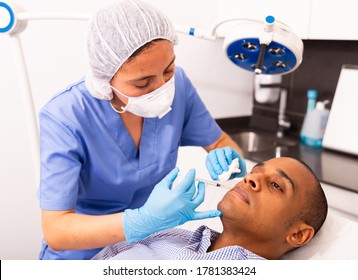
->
[[300, 90, 317, 145], [300, 99, 330, 148], [306, 89, 317, 111]]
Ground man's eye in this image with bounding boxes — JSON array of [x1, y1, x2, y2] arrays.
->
[[271, 182, 283, 192]]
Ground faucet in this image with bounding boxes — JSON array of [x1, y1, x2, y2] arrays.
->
[[255, 82, 291, 138], [276, 87, 291, 138]]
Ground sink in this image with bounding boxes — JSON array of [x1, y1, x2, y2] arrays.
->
[[231, 131, 298, 152]]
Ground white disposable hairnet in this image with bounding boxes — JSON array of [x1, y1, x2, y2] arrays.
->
[[85, 0, 178, 100]]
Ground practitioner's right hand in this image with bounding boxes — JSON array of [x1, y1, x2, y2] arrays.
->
[[122, 168, 222, 243]]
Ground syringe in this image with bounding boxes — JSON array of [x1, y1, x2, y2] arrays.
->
[[195, 177, 233, 190], [177, 174, 233, 190]]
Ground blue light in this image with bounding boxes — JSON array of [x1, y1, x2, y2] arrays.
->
[[0, 2, 15, 33], [265, 15, 275, 24]]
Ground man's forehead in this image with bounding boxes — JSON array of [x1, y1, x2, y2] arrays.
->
[[262, 157, 299, 167], [254, 159, 297, 192]]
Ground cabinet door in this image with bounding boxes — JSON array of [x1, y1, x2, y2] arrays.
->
[[309, 0, 358, 40], [216, 0, 311, 39]]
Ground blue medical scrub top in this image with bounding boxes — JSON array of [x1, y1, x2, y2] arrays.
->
[[38, 67, 222, 259]]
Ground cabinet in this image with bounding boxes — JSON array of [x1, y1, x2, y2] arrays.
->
[[309, 0, 358, 40]]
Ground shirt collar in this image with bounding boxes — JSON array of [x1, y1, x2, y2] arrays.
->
[[185, 225, 220, 253]]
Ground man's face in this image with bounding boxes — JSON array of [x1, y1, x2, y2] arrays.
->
[[218, 157, 315, 241]]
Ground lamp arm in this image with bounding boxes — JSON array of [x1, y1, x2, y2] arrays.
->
[[17, 12, 91, 21], [209, 17, 262, 38], [0, 2, 91, 185], [174, 24, 216, 41], [175, 18, 263, 41]]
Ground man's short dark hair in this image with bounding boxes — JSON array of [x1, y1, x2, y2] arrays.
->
[[292, 159, 328, 235]]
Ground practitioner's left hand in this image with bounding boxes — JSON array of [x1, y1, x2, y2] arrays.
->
[[205, 146, 247, 180]]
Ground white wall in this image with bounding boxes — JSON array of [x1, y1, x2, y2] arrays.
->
[[0, 0, 253, 259]]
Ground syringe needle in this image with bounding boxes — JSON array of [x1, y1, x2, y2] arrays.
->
[[201, 179, 233, 190], [177, 173, 232, 190]]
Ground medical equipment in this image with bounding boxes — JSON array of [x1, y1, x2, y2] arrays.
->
[[177, 15, 303, 75], [178, 174, 233, 190], [194, 177, 232, 190], [0, 1, 303, 180], [1, 2, 303, 75], [0, 1, 91, 182]]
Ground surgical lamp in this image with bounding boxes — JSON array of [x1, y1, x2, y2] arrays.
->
[[176, 16, 303, 75], [0, 1, 304, 180]]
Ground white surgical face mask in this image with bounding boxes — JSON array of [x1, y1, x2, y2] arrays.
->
[[110, 76, 175, 118]]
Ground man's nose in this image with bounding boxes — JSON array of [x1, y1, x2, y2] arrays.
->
[[243, 173, 262, 192]]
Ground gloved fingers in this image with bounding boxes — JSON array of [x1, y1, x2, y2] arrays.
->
[[224, 146, 239, 162], [191, 181, 206, 205], [216, 148, 229, 171], [192, 209, 222, 220], [206, 150, 224, 179], [174, 168, 196, 193], [205, 159, 218, 180], [184, 179, 198, 199], [161, 167, 180, 190]]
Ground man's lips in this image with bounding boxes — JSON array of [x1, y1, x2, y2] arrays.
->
[[231, 186, 250, 204]]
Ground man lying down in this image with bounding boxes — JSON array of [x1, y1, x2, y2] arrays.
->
[[92, 157, 328, 260]]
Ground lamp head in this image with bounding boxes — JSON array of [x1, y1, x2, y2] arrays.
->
[[223, 19, 303, 75], [0, 1, 27, 35]]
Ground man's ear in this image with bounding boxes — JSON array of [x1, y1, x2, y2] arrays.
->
[[286, 223, 315, 248]]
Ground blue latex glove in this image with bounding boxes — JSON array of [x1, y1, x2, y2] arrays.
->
[[205, 146, 247, 180], [122, 168, 222, 243]]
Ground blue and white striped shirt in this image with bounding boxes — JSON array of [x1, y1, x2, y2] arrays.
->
[[92, 226, 265, 260]]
